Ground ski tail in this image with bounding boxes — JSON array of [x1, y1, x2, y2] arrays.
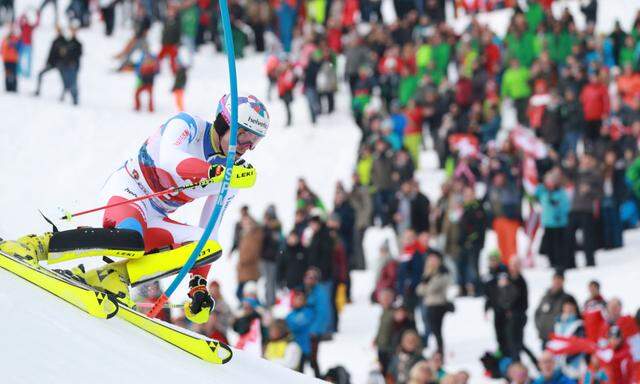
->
[[0, 250, 119, 319]]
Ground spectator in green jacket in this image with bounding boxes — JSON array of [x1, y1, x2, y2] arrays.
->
[[501, 58, 531, 125]]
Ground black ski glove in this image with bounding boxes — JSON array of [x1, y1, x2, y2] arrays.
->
[[187, 275, 214, 314]]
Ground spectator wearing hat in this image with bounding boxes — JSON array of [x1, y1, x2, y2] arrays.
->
[[285, 290, 314, 372], [304, 267, 331, 378], [535, 271, 576, 348], [497, 259, 530, 363], [457, 185, 487, 297], [388, 329, 425, 384], [488, 170, 522, 267], [58, 26, 82, 105], [34, 24, 65, 96]]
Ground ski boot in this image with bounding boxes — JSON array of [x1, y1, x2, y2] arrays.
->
[[0, 233, 53, 266], [63, 262, 134, 307]]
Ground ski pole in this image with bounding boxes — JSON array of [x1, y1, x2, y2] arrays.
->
[[147, 0, 238, 318], [59, 177, 219, 220]]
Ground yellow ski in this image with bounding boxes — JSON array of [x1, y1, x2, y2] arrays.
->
[[116, 302, 233, 364], [0, 250, 118, 319]]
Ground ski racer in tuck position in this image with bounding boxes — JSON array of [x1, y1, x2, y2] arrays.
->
[[0, 93, 269, 323]]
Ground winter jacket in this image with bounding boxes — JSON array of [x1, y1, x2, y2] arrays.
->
[[306, 284, 331, 336], [344, 45, 371, 77], [374, 308, 394, 352], [278, 243, 308, 289], [58, 37, 82, 69], [260, 221, 283, 263], [416, 268, 451, 307], [496, 274, 528, 315], [264, 337, 302, 369], [626, 157, 640, 200], [349, 184, 372, 230], [554, 315, 586, 379], [172, 67, 187, 91], [488, 183, 522, 221], [285, 306, 314, 355], [161, 17, 181, 46], [136, 53, 159, 85], [316, 61, 337, 93], [535, 185, 570, 228], [45, 35, 67, 67], [388, 351, 424, 384], [306, 224, 334, 281], [616, 73, 640, 106], [458, 200, 487, 251], [505, 31, 537, 67], [371, 150, 395, 191], [535, 288, 576, 342], [571, 169, 603, 214], [277, 68, 296, 97], [1, 34, 19, 63], [237, 224, 263, 283], [580, 83, 610, 122], [501, 66, 531, 100], [559, 99, 585, 134]]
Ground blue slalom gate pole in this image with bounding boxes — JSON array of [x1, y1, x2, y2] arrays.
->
[[148, 0, 238, 317]]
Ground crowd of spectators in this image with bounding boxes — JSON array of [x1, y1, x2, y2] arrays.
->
[[4, 0, 640, 382]]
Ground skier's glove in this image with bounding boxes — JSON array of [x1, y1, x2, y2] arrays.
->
[[184, 275, 215, 324], [206, 159, 256, 189]]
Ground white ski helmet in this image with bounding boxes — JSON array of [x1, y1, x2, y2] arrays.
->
[[215, 93, 270, 138]]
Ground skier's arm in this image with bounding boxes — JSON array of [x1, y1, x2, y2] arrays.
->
[[157, 118, 212, 184]]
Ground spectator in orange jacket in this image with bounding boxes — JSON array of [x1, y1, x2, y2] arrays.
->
[[616, 64, 640, 107], [1, 26, 20, 92]]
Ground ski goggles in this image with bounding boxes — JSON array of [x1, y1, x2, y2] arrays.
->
[[214, 115, 263, 150]]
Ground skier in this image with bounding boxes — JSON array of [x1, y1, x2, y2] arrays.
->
[[0, 93, 269, 324]]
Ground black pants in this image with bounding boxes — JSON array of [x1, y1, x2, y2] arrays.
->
[[541, 226, 571, 269], [319, 92, 334, 114], [101, 5, 115, 36], [35, 63, 56, 94], [570, 211, 597, 267], [514, 98, 529, 125], [505, 312, 527, 362], [4, 62, 17, 92], [310, 335, 321, 377], [426, 304, 447, 354], [494, 310, 509, 355], [378, 350, 392, 376], [585, 119, 602, 141], [281, 92, 292, 126]]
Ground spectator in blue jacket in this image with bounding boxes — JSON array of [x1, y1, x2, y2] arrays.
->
[[304, 267, 331, 378], [285, 289, 314, 373], [533, 351, 577, 384], [535, 170, 571, 269]]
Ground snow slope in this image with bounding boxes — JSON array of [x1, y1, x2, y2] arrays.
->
[[2, 1, 640, 383]]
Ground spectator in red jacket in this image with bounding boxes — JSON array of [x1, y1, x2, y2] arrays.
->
[[18, 12, 39, 78], [1, 26, 20, 92], [599, 325, 634, 384], [277, 60, 296, 127], [580, 72, 610, 141]]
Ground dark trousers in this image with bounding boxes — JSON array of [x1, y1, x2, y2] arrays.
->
[[304, 87, 320, 124], [101, 5, 115, 36], [541, 226, 571, 269], [319, 91, 334, 113], [281, 92, 292, 126], [35, 63, 57, 94], [585, 119, 602, 141], [60, 67, 78, 105], [457, 247, 480, 294], [570, 211, 597, 267], [426, 304, 447, 354], [514, 98, 529, 125], [494, 310, 509, 355], [505, 312, 527, 362], [601, 197, 623, 249], [310, 335, 321, 377], [4, 61, 17, 92], [378, 350, 392, 376], [373, 189, 394, 226]]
